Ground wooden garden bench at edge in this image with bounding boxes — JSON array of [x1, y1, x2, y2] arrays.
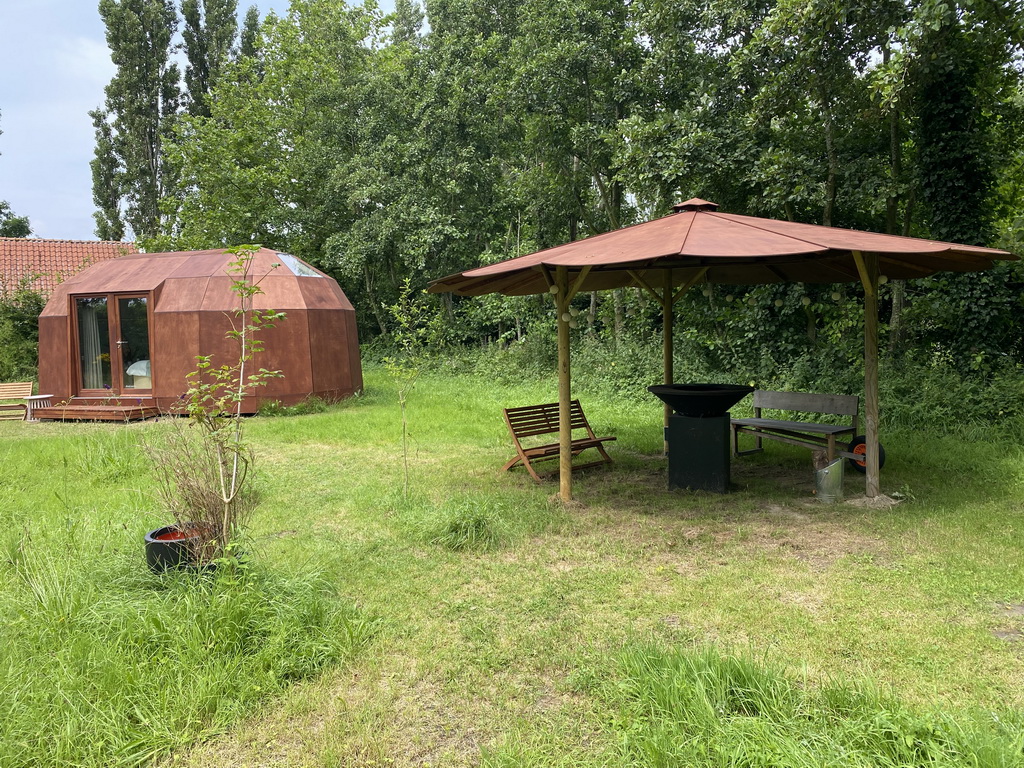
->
[[731, 389, 860, 463], [0, 382, 34, 420], [502, 400, 616, 483]]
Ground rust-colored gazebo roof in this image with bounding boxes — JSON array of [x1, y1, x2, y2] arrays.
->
[[430, 199, 1010, 296], [429, 200, 1016, 502]]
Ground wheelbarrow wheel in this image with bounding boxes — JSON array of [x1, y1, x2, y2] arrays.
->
[[847, 435, 885, 473]]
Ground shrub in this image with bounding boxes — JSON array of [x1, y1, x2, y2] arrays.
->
[[257, 395, 332, 417], [0, 284, 44, 381]]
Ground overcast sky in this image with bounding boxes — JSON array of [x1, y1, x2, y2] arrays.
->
[[0, 0, 289, 242]]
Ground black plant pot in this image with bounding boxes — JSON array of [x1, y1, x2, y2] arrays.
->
[[144, 525, 215, 573]]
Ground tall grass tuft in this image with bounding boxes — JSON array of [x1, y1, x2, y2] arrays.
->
[[0, 549, 374, 768], [69, 428, 151, 484], [609, 644, 1024, 767], [400, 495, 512, 552]]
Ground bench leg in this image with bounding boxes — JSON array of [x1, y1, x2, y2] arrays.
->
[[826, 434, 836, 462], [732, 426, 764, 457], [501, 456, 522, 472], [503, 452, 544, 483]]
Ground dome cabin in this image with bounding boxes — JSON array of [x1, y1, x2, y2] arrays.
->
[[37, 248, 362, 419]]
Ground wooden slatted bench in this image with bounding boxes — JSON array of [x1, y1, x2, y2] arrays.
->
[[0, 382, 34, 420], [731, 389, 883, 472], [502, 400, 616, 483]]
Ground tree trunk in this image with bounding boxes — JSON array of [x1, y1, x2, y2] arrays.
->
[[887, 280, 906, 358], [613, 288, 624, 346], [364, 264, 389, 335], [804, 305, 817, 344], [822, 106, 838, 227]]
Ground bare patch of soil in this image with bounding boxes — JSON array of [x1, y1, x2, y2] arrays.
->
[[780, 590, 828, 614], [992, 628, 1023, 642], [997, 603, 1024, 617]]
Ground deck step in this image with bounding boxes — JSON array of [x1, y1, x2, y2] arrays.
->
[[33, 404, 161, 422]]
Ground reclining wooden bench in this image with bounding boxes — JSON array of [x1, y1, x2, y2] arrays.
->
[[731, 389, 883, 472], [502, 400, 616, 482], [0, 382, 34, 421]]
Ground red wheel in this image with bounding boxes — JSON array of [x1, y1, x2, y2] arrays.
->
[[847, 435, 886, 473]]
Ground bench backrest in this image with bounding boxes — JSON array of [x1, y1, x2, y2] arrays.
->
[[504, 400, 591, 438], [0, 382, 33, 401], [753, 389, 858, 417]]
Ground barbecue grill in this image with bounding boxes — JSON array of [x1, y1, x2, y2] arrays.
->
[[648, 384, 754, 493]]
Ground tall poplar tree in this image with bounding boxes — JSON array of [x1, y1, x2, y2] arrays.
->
[[91, 0, 180, 241], [182, 0, 239, 117], [238, 4, 262, 60]]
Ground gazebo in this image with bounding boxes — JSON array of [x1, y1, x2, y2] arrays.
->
[[429, 199, 1015, 501]]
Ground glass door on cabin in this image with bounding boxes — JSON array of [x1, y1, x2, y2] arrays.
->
[[75, 295, 152, 395]]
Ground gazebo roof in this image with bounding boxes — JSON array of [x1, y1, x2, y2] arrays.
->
[[430, 200, 1014, 296]]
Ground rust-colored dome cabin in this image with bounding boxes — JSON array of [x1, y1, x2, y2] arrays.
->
[[37, 248, 362, 419]]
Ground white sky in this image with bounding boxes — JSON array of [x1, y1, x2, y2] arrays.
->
[[0, 0, 290, 241]]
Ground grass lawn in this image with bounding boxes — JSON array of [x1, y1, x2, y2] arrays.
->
[[2, 364, 1023, 766]]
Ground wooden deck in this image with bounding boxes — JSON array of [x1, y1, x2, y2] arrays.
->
[[32, 404, 161, 422]]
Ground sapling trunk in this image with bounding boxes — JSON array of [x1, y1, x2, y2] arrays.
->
[[146, 245, 283, 562]]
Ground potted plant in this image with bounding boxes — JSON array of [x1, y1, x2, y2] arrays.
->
[[145, 245, 284, 572]]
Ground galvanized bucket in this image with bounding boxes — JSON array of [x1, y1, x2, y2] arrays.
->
[[815, 457, 844, 503]]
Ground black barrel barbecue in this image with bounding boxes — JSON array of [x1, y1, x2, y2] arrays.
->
[[648, 384, 754, 493]]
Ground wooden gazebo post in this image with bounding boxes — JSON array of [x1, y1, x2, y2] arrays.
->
[[662, 270, 673, 452], [555, 265, 573, 502], [552, 265, 591, 502], [853, 251, 882, 497]]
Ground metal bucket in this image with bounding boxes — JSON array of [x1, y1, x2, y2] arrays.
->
[[815, 458, 844, 503]]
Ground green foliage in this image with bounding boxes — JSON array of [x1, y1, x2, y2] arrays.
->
[[441, 328, 1024, 440], [0, 200, 31, 238], [256, 395, 332, 417], [146, 0, 1024, 373], [181, 0, 238, 118], [606, 643, 1024, 767], [238, 4, 262, 61], [902, 266, 1023, 365], [914, 56, 991, 233], [0, 284, 44, 382]]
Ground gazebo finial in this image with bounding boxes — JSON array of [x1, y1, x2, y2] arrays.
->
[[673, 198, 719, 212]]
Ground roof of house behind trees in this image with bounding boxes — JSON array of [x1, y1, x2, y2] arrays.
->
[[0, 238, 138, 297]]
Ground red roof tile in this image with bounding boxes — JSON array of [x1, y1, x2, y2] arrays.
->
[[0, 238, 138, 297]]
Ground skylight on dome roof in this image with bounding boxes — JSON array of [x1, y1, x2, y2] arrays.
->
[[277, 252, 322, 277]]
